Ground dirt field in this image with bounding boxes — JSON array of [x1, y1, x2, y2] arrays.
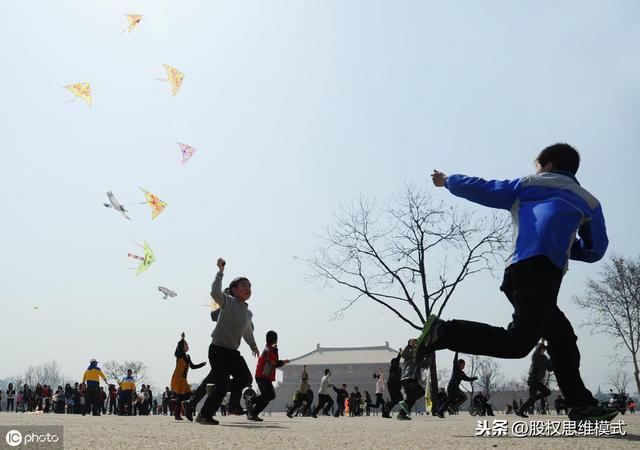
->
[[1, 412, 638, 449]]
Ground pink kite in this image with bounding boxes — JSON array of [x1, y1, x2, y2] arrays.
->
[[177, 142, 196, 164]]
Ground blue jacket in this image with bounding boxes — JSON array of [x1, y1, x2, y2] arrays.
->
[[445, 171, 608, 271]]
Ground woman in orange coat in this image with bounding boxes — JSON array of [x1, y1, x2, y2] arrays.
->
[[171, 333, 206, 420]]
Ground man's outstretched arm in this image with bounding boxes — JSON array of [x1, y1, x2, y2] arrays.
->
[[432, 170, 520, 210]]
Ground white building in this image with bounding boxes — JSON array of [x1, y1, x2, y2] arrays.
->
[[270, 342, 399, 412]]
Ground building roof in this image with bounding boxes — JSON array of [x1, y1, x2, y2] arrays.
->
[[287, 342, 398, 366]]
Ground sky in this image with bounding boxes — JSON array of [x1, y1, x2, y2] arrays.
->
[[1, 0, 639, 395]]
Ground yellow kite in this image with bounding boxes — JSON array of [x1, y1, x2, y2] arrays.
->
[[125, 14, 142, 33], [64, 83, 92, 107], [163, 64, 185, 96], [140, 188, 167, 219]]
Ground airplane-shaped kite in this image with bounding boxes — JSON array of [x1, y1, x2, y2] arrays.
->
[[103, 191, 131, 220], [158, 286, 177, 299]]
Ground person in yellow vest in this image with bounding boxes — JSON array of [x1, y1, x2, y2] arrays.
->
[[82, 359, 107, 416], [170, 332, 206, 420], [119, 369, 136, 416]]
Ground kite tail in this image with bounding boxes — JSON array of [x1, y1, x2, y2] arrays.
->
[[128, 253, 143, 260]]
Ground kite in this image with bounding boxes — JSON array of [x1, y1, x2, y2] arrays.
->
[[64, 83, 92, 107], [177, 142, 196, 164], [139, 188, 167, 219], [161, 64, 185, 96], [128, 241, 155, 275], [33, 306, 40, 310], [103, 191, 131, 220], [124, 14, 142, 33], [158, 286, 177, 299]]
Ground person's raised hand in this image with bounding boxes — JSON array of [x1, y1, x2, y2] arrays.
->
[[217, 258, 226, 273], [431, 170, 447, 187]]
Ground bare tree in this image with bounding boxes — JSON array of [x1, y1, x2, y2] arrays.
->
[[607, 369, 632, 394], [307, 183, 511, 408], [501, 377, 527, 393], [12, 362, 65, 388], [102, 360, 148, 387], [572, 255, 640, 397], [476, 358, 504, 397]]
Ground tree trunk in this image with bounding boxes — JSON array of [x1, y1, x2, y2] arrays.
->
[[633, 353, 640, 399]]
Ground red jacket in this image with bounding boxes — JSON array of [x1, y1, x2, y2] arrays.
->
[[255, 344, 285, 381]]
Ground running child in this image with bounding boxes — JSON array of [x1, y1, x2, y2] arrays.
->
[[170, 332, 206, 420], [249, 330, 290, 421], [516, 342, 552, 418], [415, 143, 617, 422], [397, 339, 427, 420], [197, 258, 260, 425], [435, 353, 477, 418]]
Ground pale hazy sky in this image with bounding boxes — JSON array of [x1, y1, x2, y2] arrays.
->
[[1, 0, 639, 395]]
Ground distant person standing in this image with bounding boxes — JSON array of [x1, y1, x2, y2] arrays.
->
[[119, 369, 136, 416], [82, 359, 108, 416], [332, 384, 348, 417], [6, 383, 15, 412]]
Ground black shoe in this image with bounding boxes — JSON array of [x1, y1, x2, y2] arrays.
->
[[515, 410, 528, 418], [184, 402, 194, 422], [196, 415, 219, 425], [414, 315, 443, 364], [568, 405, 618, 423], [228, 407, 246, 416], [437, 413, 445, 418], [286, 412, 293, 418], [248, 415, 264, 422], [175, 416, 183, 420]]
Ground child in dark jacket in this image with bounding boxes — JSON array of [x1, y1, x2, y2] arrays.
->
[[435, 353, 477, 418], [332, 384, 348, 417], [249, 330, 289, 421]]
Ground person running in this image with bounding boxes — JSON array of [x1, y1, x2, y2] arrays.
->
[[435, 353, 477, 418], [82, 359, 108, 416], [249, 330, 289, 421], [382, 349, 403, 418], [197, 258, 259, 425], [287, 366, 311, 418], [516, 342, 553, 418], [414, 144, 617, 423], [332, 384, 348, 417], [368, 369, 387, 412], [397, 339, 426, 420], [312, 369, 334, 418], [171, 332, 206, 420]]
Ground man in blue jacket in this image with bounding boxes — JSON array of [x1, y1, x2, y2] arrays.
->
[[414, 143, 616, 422]]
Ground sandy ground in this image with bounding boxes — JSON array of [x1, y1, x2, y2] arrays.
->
[[0, 412, 639, 450]]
